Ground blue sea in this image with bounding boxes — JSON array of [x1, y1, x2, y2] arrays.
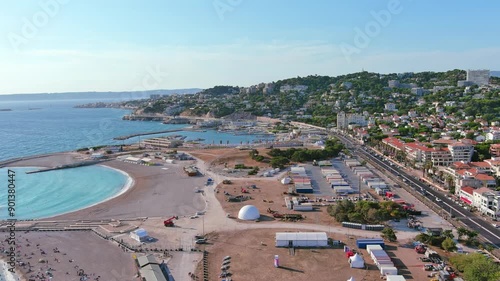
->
[[0, 98, 271, 161], [0, 96, 273, 220]]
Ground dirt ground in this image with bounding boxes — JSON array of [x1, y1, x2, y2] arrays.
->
[[195, 228, 453, 281], [197, 228, 381, 281], [190, 148, 274, 177], [215, 179, 338, 226], [196, 228, 389, 281]]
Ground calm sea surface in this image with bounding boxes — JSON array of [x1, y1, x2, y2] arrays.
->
[[0, 97, 270, 161], [0, 96, 271, 220]]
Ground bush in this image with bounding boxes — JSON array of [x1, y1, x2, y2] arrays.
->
[[381, 227, 397, 242], [441, 237, 457, 252]]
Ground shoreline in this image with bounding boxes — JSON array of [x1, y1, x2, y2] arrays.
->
[[0, 164, 135, 221], [42, 164, 136, 220]]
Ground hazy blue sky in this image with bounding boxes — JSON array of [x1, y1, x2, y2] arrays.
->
[[0, 0, 499, 94]]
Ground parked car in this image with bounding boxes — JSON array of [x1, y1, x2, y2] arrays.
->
[[195, 238, 207, 244]]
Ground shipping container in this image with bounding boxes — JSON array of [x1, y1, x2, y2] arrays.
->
[[357, 239, 385, 249]]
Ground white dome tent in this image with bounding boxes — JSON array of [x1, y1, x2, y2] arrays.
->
[[349, 253, 365, 268], [238, 205, 260, 220]]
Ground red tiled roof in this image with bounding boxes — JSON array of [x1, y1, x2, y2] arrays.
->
[[461, 186, 474, 195], [460, 186, 474, 195], [474, 174, 495, 181], [473, 187, 494, 195], [470, 162, 491, 168]]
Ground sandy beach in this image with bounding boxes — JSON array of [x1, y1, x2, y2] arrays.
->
[[0, 231, 137, 281]]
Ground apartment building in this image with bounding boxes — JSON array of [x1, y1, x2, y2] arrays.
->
[[473, 187, 500, 219], [336, 111, 367, 129], [466, 69, 490, 86]]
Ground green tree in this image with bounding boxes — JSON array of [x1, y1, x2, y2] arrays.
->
[[450, 253, 500, 281], [441, 237, 457, 252], [442, 229, 454, 239], [270, 156, 289, 169], [381, 227, 397, 242]]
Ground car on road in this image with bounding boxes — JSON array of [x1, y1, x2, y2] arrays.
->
[[435, 198, 442, 203], [190, 215, 198, 219], [493, 224, 499, 228]]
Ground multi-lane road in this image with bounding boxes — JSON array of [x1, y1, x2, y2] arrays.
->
[[333, 132, 500, 248]]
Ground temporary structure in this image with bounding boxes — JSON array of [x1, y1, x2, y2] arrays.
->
[[238, 205, 260, 220], [349, 253, 365, 268], [275, 232, 328, 247], [130, 228, 149, 242]]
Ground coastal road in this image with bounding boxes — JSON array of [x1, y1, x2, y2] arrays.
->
[[333, 132, 500, 248]]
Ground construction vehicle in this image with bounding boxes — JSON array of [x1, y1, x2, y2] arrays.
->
[[163, 216, 178, 227]]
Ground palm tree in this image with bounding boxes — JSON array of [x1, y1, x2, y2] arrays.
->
[[457, 227, 468, 241], [445, 174, 455, 193]]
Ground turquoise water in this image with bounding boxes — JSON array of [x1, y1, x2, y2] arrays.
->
[[0, 166, 129, 220]]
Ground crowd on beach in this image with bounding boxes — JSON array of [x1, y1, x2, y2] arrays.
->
[[0, 232, 104, 281]]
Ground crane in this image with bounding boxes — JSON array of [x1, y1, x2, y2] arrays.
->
[[164, 216, 178, 227]]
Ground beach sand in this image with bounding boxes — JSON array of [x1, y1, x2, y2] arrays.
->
[[0, 231, 137, 281]]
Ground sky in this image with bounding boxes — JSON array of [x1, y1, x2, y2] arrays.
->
[[0, 0, 499, 94]]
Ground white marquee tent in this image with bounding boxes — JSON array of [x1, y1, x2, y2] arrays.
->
[[275, 232, 328, 247], [349, 253, 365, 268]]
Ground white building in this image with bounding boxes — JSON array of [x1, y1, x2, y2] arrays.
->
[[411, 87, 424, 96], [486, 130, 500, 141], [130, 228, 149, 242], [473, 187, 500, 219], [388, 80, 400, 88], [337, 111, 367, 130], [448, 141, 475, 163], [275, 232, 328, 247], [466, 69, 490, 86], [385, 103, 397, 112]]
